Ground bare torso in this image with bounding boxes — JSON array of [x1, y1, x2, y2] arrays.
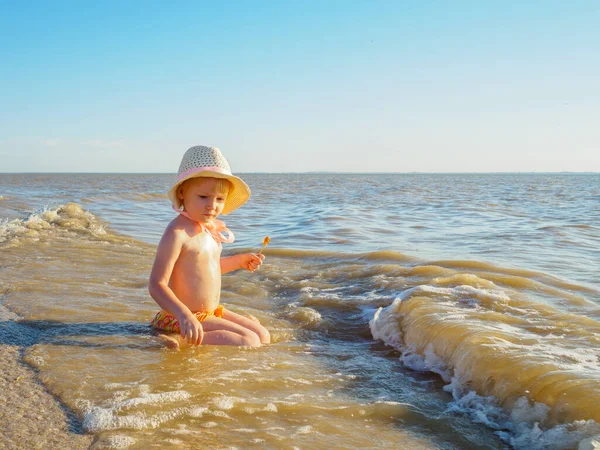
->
[[149, 210, 270, 347], [168, 218, 222, 313]]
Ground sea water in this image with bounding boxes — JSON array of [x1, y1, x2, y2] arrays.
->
[[0, 173, 599, 449]]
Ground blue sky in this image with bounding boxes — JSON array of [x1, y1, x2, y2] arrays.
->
[[1, 1, 598, 173]]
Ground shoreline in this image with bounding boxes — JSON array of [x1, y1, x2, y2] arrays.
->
[[0, 308, 93, 449]]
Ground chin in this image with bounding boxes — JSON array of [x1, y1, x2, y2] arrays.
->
[[185, 213, 212, 223], [200, 215, 216, 223]]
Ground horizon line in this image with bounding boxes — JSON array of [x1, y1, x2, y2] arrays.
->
[[1, 171, 599, 175]]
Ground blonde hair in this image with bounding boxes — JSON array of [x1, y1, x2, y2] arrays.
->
[[176, 177, 232, 209]]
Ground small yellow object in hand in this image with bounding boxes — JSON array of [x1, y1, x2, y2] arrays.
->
[[258, 236, 270, 254]]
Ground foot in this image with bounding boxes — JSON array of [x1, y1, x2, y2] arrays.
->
[[158, 333, 181, 350]]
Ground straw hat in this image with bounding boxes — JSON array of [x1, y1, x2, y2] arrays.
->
[[168, 145, 251, 215]]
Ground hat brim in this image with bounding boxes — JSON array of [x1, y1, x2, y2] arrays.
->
[[167, 170, 251, 215]]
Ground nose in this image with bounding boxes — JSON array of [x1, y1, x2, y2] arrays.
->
[[205, 197, 217, 211]]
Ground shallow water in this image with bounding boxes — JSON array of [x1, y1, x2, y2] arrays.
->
[[1, 173, 599, 449]]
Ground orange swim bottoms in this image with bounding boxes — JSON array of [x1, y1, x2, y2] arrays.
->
[[151, 305, 224, 333]]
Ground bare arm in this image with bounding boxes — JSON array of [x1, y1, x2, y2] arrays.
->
[[148, 225, 203, 345], [221, 253, 265, 274]]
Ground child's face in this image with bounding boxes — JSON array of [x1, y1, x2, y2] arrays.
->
[[178, 177, 230, 224]]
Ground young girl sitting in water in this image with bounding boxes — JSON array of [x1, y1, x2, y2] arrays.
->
[[148, 145, 270, 349]]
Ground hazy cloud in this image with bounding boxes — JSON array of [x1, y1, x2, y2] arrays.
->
[[42, 138, 64, 148], [80, 140, 129, 150]]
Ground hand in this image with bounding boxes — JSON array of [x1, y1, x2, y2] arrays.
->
[[177, 312, 204, 345], [240, 253, 265, 272]]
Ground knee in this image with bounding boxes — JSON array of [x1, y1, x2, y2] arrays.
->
[[241, 331, 262, 347], [257, 327, 271, 344]]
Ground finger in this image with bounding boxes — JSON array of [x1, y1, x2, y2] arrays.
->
[[198, 326, 204, 345]]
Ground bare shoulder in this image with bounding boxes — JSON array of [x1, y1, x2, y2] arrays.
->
[[162, 216, 197, 241], [160, 216, 214, 255], [166, 215, 193, 233], [150, 217, 193, 283], [154, 217, 188, 255]]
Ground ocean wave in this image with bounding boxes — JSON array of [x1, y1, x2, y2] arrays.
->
[[282, 303, 324, 329], [81, 389, 192, 432], [370, 284, 600, 449], [261, 248, 416, 263], [80, 192, 166, 204], [0, 203, 128, 245]]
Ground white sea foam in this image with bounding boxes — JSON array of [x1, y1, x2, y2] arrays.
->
[[242, 403, 279, 414], [404, 344, 600, 449], [102, 435, 136, 449], [370, 299, 404, 349], [188, 407, 209, 418], [212, 396, 244, 410], [579, 436, 600, 450], [83, 406, 191, 432], [293, 425, 313, 436], [369, 285, 600, 449], [446, 384, 600, 449], [402, 344, 451, 382], [300, 286, 342, 300], [285, 377, 314, 386], [82, 390, 192, 432], [114, 391, 190, 410], [207, 410, 233, 419], [0, 203, 107, 244], [283, 304, 323, 326], [215, 367, 261, 381], [396, 283, 510, 303]]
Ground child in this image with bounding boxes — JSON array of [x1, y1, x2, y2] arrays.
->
[[148, 145, 270, 349]]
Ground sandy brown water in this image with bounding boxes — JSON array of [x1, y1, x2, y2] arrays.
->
[[1, 173, 599, 449]]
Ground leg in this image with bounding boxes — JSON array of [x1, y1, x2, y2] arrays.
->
[[201, 316, 262, 347], [151, 312, 184, 349], [221, 308, 271, 344], [201, 330, 260, 346], [156, 331, 254, 349], [157, 333, 181, 350]]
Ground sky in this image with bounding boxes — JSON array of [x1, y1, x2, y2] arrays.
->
[[0, 0, 598, 173]]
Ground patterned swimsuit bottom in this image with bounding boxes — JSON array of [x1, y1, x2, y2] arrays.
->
[[151, 305, 225, 333]]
